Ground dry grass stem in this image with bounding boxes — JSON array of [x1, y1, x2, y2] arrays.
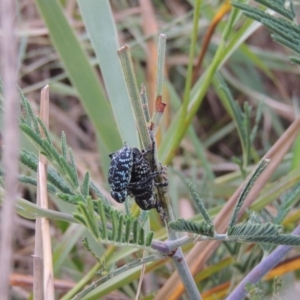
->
[[36, 85, 55, 300], [0, 0, 19, 298], [40, 86, 55, 299]]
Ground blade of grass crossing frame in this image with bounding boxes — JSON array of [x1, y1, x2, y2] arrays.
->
[[33, 0, 122, 163], [77, 0, 139, 147]]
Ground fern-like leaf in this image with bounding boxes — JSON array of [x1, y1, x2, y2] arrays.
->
[[20, 149, 74, 195], [73, 212, 87, 227], [188, 183, 213, 226], [138, 227, 145, 246], [82, 237, 101, 263], [145, 231, 154, 247], [19, 89, 39, 134], [42, 140, 63, 169], [133, 219, 139, 244], [59, 156, 78, 188], [232, 0, 300, 62], [76, 200, 101, 240], [116, 214, 124, 243], [18, 175, 57, 194], [19, 149, 39, 171], [110, 209, 118, 242], [215, 74, 253, 168], [256, 0, 295, 20], [61, 131, 68, 160], [57, 193, 83, 204], [37, 117, 52, 144], [73, 199, 154, 248], [228, 158, 269, 229], [228, 222, 283, 237], [125, 216, 132, 243], [169, 219, 215, 236], [81, 172, 90, 197], [20, 123, 44, 150], [96, 200, 107, 240], [242, 234, 300, 246], [68, 147, 79, 187], [227, 221, 300, 246]]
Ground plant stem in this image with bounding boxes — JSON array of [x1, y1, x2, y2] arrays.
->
[[0, 188, 76, 223], [118, 45, 151, 149]]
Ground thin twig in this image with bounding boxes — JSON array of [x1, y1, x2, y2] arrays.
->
[[0, 0, 19, 298], [33, 128, 43, 296], [38, 86, 55, 299], [151, 34, 167, 136]]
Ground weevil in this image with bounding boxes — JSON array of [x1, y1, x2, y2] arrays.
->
[[108, 138, 168, 211], [108, 145, 133, 203]]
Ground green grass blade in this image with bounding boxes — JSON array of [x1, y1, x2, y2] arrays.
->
[[34, 0, 122, 154], [77, 0, 138, 147], [53, 224, 85, 274]]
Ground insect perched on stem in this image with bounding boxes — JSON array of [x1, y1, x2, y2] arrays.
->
[[108, 138, 167, 211], [108, 145, 133, 203]]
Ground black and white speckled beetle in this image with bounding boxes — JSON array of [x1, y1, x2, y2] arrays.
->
[[108, 145, 134, 203], [127, 148, 158, 210], [108, 141, 167, 211]]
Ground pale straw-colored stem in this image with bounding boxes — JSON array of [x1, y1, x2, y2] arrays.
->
[[37, 86, 55, 300]]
